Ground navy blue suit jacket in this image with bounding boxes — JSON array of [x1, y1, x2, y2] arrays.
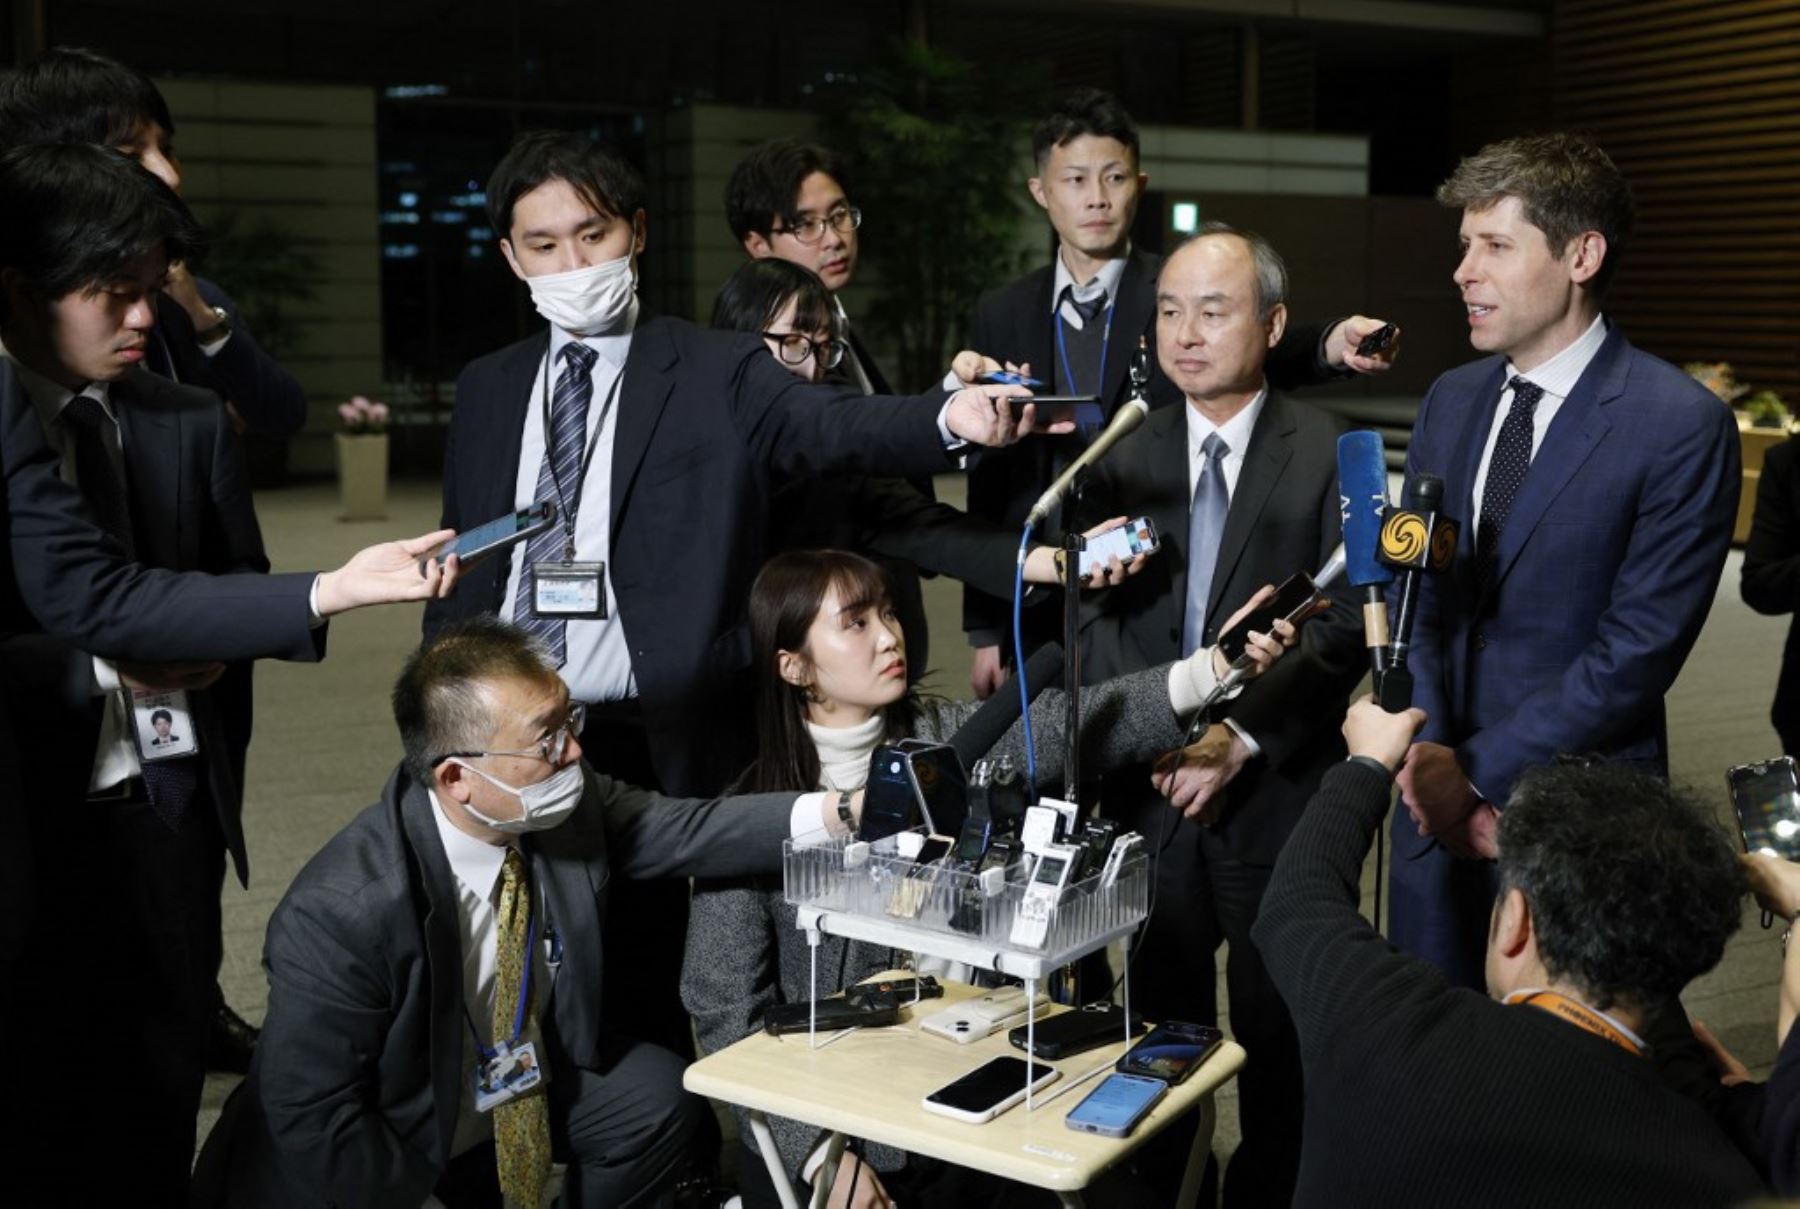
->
[[1400, 324, 1737, 853]]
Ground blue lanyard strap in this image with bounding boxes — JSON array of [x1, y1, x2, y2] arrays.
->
[[464, 901, 534, 1060], [1055, 302, 1115, 400]]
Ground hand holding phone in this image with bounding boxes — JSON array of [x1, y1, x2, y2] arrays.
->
[[978, 369, 1047, 390], [418, 502, 556, 574], [1077, 517, 1160, 579], [1005, 395, 1105, 428], [1727, 757, 1800, 861], [1214, 573, 1332, 665], [1355, 322, 1398, 358]]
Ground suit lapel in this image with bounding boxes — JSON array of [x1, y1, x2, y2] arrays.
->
[[486, 334, 549, 524], [529, 796, 606, 1065], [1449, 360, 1509, 570], [1024, 269, 1058, 388], [1485, 329, 1626, 594], [1142, 406, 1192, 616], [114, 372, 184, 566], [399, 780, 467, 1168], [1101, 254, 1156, 414], [1209, 392, 1294, 621], [609, 319, 678, 533]]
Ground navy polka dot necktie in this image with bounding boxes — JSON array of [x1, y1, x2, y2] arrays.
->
[[1475, 375, 1544, 598]]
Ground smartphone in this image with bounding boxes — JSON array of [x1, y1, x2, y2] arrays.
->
[[1214, 572, 1333, 664], [978, 370, 1047, 390], [1005, 395, 1105, 428], [858, 747, 919, 841], [900, 740, 970, 838], [420, 501, 556, 573], [921, 1055, 1059, 1124], [1356, 322, 1398, 358], [1065, 1071, 1168, 1138], [1115, 1020, 1224, 1087], [1727, 757, 1800, 860], [1009, 1002, 1145, 1059], [1077, 517, 1160, 578], [763, 995, 904, 1036]]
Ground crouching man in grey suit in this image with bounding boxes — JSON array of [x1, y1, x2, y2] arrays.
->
[[193, 616, 862, 1209]]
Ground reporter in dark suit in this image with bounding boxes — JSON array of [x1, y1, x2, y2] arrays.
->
[[193, 618, 861, 1209], [1743, 437, 1800, 754], [963, 89, 1394, 697], [1394, 134, 1739, 986], [1075, 225, 1364, 1207]]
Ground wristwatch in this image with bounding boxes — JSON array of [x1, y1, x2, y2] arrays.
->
[[195, 305, 232, 347], [834, 789, 855, 833]]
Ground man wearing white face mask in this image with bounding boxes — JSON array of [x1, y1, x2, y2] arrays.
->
[[194, 617, 867, 1209], [425, 131, 1059, 1063]]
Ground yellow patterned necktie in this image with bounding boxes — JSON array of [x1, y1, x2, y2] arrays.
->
[[494, 847, 551, 1207]]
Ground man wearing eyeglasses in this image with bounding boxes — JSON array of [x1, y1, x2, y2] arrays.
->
[[194, 617, 870, 1209]]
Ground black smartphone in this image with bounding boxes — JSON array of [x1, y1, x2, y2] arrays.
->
[[1727, 757, 1800, 860], [948, 817, 992, 873], [846, 975, 943, 1006], [1073, 818, 1119, 883], [763, 995, 903, 1036], [1005, 395, 1105, 428], [1116, 1020, 1224, 1086], [978, 370, 1047, 390], [420, 501, 556, 573], [859, 747, 920, 841], [1009, 1002, 1145, 1059], [1356, 322, 1398, 358], [1215, 572, 1333, 663], [900, 740, 970, 838]]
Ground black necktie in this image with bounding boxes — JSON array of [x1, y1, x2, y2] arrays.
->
[[1475, 375, 1544, 598], [61, 394, 134, 556], [1059, 285, 1107, 327]]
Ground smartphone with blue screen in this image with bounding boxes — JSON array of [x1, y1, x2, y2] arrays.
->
[[1064, 1071, 1168, 1137], [977, 370, 1048, 390], [419, 501, 555, 573]]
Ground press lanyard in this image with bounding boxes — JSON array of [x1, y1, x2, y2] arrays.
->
[[1507, 990, 1644, 1056], [464, 901, 534, 1060], [1055, 301, 1115, 400], [538, 339, 623, 561]]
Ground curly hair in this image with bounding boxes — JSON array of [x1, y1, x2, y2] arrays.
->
[[1497, 762, 1745, 1015]]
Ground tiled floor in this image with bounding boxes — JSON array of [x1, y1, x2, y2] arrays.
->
[[199, 474, 1794, 1180]]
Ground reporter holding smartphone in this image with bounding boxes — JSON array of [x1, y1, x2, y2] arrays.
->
[[680, 549, 1293, 1209]]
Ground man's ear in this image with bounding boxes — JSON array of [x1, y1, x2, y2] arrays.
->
[[1027, 176, 1049, 213], [1265, 302, 1288, 350], [630, 209, 648, 257], [1567, 230, 1607, 288], [499, 238, 527, 282], [1494, 886, 1533, 959], [744, 231, 774, 260], [436, 758, 474, 805]]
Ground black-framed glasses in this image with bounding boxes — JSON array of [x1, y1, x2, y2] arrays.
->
[[432, 701, 587, 767], [762, 331, 849, 370], [772, 205, 862, 246]]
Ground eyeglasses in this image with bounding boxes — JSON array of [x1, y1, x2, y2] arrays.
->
[[433, 702, 587, 767], [772, 205, 862, 246], [762, 331, 849, 370]]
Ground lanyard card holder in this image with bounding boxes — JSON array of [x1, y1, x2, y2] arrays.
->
[[532, 560, 607, 619], [130, 689, 199, 761]]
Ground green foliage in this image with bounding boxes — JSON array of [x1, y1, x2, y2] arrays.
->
[[194, 210, 324, 360], [821, 41, 1047, 389]]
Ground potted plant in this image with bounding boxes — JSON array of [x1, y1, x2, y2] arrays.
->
[[1743, 389, 1792, 430], [335, 395, 390, 520]]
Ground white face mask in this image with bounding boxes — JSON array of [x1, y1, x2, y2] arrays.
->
[[453, 759, 586, 834], [524, 252, 636, 336]]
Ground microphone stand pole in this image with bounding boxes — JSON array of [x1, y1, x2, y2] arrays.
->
[[1061, 466, 1087, 807]]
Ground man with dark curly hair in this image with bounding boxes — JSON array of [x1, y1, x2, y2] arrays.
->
[[1254, 697, 1762, 1208]]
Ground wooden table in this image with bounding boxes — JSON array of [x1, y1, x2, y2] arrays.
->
[[684, 979, 1245, 1209]]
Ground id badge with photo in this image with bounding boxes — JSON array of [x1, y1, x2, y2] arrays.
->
[[130, 689, 199, 762], [532, 561, 606, 619], [472, 1039, 543, 1113]]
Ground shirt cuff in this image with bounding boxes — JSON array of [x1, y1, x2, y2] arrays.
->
[[935, 399, 969, 454], [1224, 718, 1262, 759], [308, 575, 326, 626], [198, 330, 232, 357], [792, 791, 832, 841], [92, 657, 120, 695], [940, 369, 964, 393], [1167, 648, 1243, 717]]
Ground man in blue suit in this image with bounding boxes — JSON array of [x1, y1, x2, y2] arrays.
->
[[1391, 133, 1739, 986]]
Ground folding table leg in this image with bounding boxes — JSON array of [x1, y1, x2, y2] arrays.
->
[[747, 1111, 804, 1209], [1174, 1091, 1218, 1209]]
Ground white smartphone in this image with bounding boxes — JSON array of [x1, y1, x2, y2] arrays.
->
[[919, 986, 1049, 1044], [1078, 516, 1159, 578], [922, 1055, 1059, 1124]]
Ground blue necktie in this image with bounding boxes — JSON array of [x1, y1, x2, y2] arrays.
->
[[1183, 434, 1230, 657], [1475, 375, 1542, 600], [515, 342, 599, 666]]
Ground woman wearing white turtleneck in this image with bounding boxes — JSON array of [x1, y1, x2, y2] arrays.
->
[[681, 550, 1293, 1209]]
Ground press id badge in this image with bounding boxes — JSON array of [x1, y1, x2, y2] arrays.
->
[[130, 689, 199, 761], [472, 1039, 543, 1113], [532, 561, 607, 619]]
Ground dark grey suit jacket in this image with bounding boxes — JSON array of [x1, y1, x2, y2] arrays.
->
[[1076, 390, 1365, 863], [192, 761, 799, 1209]]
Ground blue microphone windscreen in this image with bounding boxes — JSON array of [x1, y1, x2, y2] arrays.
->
[[1337, 430, 1394, 587]]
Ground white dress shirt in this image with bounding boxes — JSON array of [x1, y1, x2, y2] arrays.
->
[[499, 302, 639, 704], [1185, 389, 1268, 755], [1050, 246, 1130, 329], [1470, 313, 1608, 530]]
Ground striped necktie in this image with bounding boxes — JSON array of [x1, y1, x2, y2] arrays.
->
[[514, 341, 599, 665]]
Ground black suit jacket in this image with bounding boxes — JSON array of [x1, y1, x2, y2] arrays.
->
[[423, 315, 960, 795], [1076, 390, 1364, 863], [150, 277, 308, 440], [1744, 435, 1800, 753], [191, 762, 799, 1209], [963, 249, 1339, 646], [0, 369, 268, 882]]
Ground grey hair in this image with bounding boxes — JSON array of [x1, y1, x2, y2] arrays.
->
[[392, 616, 559, 783], [1164, 221, 1288, 319]]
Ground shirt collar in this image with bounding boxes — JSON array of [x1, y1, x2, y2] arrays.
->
[[1051, 246, 1131, 312], [1186, 387, 1267, 462], [549, 295, 638, 373], [428, 788, 512, 904], [0, 339, 112, 429], [1506, 312, 1607, 401]]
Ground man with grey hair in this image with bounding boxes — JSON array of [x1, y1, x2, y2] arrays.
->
[[1074, 224, 1366, 1205], [194, 616, 864, 1209]]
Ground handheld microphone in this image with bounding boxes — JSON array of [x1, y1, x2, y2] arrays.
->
[[1313, 542, 1348, 591], [1025, 398, 1150, 527], [1375, 473, 1458, 711], [1335, 430, 1394, 679]]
